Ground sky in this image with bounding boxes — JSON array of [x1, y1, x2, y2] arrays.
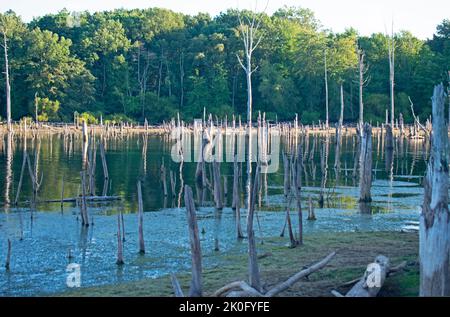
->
[[0, 0, 449, 39]]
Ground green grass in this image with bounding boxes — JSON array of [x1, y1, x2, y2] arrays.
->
[[57, 231, 419, 297]]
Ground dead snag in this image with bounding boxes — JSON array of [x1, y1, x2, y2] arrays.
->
[[137, 181, 145, 254], [359, 123, 373, 203], [213, 160, 223, 210], [385, 124, 394, 151], [294, 144, 303, 245], [307, 196, 316, 221], [248, 163, 262, 292], [99, 141, 109, 181], [79, 171, 89, 227], [420, 84, 450, 296], [160, 161, 168, 197], [184, 185, 202, 297], [233, 156, 244, 239]]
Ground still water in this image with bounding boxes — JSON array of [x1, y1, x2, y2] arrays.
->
[[0, 131, 425, 296]]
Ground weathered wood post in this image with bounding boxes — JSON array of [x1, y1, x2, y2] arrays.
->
[[359, 123, 373, 203], [420, 84, 450, 296], [184, 185, 202, 297], [137, 181, 145, 254]]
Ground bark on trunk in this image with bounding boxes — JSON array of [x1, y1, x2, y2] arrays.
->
[[420, 84, 450, 296]]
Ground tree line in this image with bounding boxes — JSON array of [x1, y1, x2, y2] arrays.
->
[[0, 7, 449, 124]]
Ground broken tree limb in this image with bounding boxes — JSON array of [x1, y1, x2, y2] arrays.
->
[[184, 185, 202, 297], [171, 274, 185, 297], [264, 251, 336, 297]]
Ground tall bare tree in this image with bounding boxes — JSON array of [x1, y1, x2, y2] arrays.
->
[[236, 2, 266, 292], [0, 17, 12, 132], [324, 49, 329, 129], [356, 44, 369, 127], [387, 22, 395, 127]]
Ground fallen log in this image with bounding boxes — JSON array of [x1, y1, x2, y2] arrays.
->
[[37, 196, 122, 203]]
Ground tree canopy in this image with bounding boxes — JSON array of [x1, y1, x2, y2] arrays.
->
[[0, 6, 448, 124]]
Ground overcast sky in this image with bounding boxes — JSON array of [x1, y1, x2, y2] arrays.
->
[[1, 0, 449, 39]]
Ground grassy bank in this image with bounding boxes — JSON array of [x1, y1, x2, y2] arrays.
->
[[59, 231, 419, 297]]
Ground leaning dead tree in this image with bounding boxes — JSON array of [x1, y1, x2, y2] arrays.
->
[[184, 185, 203, 297], [420, 84, 450, 297]]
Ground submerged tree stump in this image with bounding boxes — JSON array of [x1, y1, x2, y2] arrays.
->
[[420, 84, 450, 297]]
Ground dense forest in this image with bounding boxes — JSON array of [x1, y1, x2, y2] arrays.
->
[[0, 7, 449, 124]]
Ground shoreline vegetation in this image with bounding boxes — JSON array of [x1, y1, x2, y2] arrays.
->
[[57, 231, 419, 297]]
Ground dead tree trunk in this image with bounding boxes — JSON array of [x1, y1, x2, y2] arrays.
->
[[359, 123, 373, 203], [137, 180, 145, 254], [247, 163, 262, 291], [388, 23, 395, 127], [324, 49, 329, 129], [420, 84, 450, 296], [2, 32, 12, 132], [232, 156, 244, 239], [5, 239, 11, 270], [213, 160, 223, 210], [184, 185, 202, 297], [307, 196, 316, 221], [80, 171, 89, 227]]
